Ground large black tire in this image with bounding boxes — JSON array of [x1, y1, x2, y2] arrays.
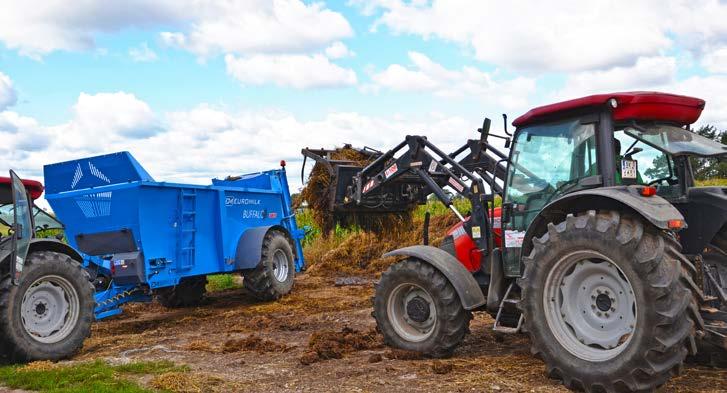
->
[[373, 258, 471, 358], [155, 276, 207, 308], [519, 211, 700, 392], [242, 230, 295, 301], [0, 251, 94, 362]]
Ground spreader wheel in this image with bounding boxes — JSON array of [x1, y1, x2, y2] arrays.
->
[[0, 251, 94, 361], [373, 258, 471, 358], [519, 211, 699, 392], [243, 230, 296, 301]]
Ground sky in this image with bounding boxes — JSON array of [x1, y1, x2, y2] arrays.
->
[[1, 0, 727, 209]]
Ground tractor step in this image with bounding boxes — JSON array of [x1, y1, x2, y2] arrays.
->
[[493, 282, 524, 334]]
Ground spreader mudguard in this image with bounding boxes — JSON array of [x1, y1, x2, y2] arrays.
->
[[235, 225, 292, 270], [384, 245, 486, 310]]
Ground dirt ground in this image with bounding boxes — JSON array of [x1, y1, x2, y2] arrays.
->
[[71, 274, 727, 393]]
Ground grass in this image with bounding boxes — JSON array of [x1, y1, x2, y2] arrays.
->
[[206, 274, 241, 292], [0, 360, 188, 393], [696, 178, 727, 186]]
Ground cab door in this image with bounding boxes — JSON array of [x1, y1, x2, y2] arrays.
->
[[500, 118, 598, 276], [10, 170, 33, 283]]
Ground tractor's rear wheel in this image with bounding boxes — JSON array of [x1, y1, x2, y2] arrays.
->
[[242, 231, 295, 301], [155, 276, 207, 308], [0, 251, 94, 362], [519, 211, 698, 392], [373, 258, 471, 358]]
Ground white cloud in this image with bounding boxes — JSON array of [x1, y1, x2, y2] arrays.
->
[[368, 52, 535, 109], [128, 42, 158, 62], [542, 57, 727, 129], [0, 0, 351, 59], [1, 93, 484, 202], [225, 54, 357, 89], [65, 92, 160, 146], [672, 75, 727, 129], [702, 47, 727, 74], [0, 72, 18, 111], [161, 0, 353, 58], [159, 32, 186, 48], [0, 1, 185, 58], [325, 41, 354, 59], [357, 0, 727, 73], [554, 56, 678, 100]]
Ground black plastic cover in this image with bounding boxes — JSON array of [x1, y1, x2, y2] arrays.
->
[[75, 229, 137, 256]]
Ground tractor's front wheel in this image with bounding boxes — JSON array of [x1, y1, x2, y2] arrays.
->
[[373, 258, 471, 358], [0, 251, 94, 362], [519, 211, 698, 392]]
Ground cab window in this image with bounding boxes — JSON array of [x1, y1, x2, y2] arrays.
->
[[504, 119, 597, 232], [614, 129, 678, 186]]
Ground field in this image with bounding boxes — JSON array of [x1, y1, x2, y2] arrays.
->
[[3, 275, 725, 393], [1, 199, 726, 392]]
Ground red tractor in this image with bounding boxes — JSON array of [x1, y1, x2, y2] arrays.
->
[[303, 92, 727, 392]]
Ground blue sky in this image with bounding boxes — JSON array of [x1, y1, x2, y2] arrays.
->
[[1, 0, 726, 205]]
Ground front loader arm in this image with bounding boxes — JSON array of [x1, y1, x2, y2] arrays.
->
[[349, 134, 493, 254]]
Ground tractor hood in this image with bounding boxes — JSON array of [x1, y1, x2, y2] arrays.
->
[[625, 124, 727, 158]]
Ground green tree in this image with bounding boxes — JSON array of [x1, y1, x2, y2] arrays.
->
[[644, 153, 670, 180], [690, 125, 726, 180]]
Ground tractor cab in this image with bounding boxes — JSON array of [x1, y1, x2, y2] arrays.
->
[[0, 173, 64, 282], [0, 176, 64, 238], [501, 92, 726, 270]]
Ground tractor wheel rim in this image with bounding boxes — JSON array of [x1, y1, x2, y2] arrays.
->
[[387, 283, 437, 343], [543, 251, 637, 362], [20, 275, 80, 344], [272, 250, 290, 282]]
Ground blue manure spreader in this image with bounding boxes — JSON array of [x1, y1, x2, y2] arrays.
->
[[42, 151, 305, 321]]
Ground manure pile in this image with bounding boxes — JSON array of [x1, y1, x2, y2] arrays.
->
[[304, 213, 458, 276], [298, 147, 417, 234]]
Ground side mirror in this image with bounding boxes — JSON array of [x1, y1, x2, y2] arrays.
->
[[501, 202, 513, 224], [504, 138, 511, 149], [624, 147, 643, 160]]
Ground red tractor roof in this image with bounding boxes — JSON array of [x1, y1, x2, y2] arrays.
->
[[0, 177, 44, 200], [512, 92, 705, 128]]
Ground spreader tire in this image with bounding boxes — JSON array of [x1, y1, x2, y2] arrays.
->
[[0, 251, 94, 362], [155, 276, 207, 308], [373, 258, 471, 358], [519, 211, 699, 393], [243, 231, 295, 301]]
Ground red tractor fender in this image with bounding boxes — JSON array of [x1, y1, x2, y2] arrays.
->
[[384, 245, 486, 310]]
